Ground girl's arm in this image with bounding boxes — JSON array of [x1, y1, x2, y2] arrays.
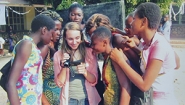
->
[[83, 48, 98, 85], [112, 61, 131, 105], [42, 93, 50, 105], [110, 48, 162, 92], [54, 51, 68, 87], [174, 51, 180, 69], [6, 40, 32, 105]]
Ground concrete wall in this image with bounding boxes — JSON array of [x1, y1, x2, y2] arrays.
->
[[57, 1, 125, 30]]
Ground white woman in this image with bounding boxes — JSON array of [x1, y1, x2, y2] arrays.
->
[[54, 22, 101, 105]]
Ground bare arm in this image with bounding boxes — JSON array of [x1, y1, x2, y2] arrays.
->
[[42, 93, 50, 105], [112, 61, 131, 105], [6, 40, 32, 105], [174, 51, 180, 69], [110, 48, 162, 92], [77, 48, 98, 84], [78, 63, 96, 84]]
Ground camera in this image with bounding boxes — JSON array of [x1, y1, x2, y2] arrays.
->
[[63, 58, 70, 67]]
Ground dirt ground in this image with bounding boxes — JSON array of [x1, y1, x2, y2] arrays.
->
[[0, 47, 185, 105]]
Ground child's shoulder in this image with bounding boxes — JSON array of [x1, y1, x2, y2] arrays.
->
[[15, 40, 33, 52]]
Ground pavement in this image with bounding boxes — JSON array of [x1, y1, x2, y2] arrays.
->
[[0, 41, 185, 105]]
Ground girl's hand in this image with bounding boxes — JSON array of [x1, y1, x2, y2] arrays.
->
[[77, 63, 87, 76], [122, 36, 136, 48], [110, 48, 126, 63], [61, 53, 70, 66]]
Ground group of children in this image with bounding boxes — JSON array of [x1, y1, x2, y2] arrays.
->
[[5, 2, 180, 105]]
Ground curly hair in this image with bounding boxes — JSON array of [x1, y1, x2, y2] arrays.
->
[[40, 10, 63, 22], [85, 13, 115, 33], [136, 2, 161, 29]]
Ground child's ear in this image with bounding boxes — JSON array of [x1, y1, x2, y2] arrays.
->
[[103, 39, 108, 47], [142, 17, 148, 27], [41, 26, 47, 35]]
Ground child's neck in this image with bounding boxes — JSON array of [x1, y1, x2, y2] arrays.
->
[[103, 45, 113, 56], [29, 33, 41, 45], [142, 29, 156, 47]]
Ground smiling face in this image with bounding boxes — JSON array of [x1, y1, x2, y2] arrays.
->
[[69, 7, 83, 24], [52, 20, 62, 42], [65, 30, 81, 50], [91, 35, 105, 54]]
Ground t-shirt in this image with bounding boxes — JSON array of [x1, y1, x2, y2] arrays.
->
[[140, 32, 178, 105]]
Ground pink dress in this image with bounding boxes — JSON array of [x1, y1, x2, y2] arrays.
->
[[140, 32, 178, 105], [54, 47, 101, 105]]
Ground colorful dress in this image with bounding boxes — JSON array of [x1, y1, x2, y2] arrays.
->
[[42, 50, 61, 105], [7, 35, 43, 105], [102, 56, 120, 105]]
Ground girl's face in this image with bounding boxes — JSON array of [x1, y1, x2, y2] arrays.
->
[[91, 36, 105, 54], [70, 8, 83, 24], [42, 28, 55, 45], [130, 11, 143, 38], [52, 20, 62, 43], [124, 16, 134, 37], [65, 30, 81, 50]]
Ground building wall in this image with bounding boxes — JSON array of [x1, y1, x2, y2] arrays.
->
[[25, 7, 35, 30]]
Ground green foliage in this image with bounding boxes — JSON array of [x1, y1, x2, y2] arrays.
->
[[124, 0, 185, 16], [56, 0, 85, 10], [27, 0, 184, 15]]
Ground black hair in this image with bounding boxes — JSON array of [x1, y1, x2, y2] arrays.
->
[[69, 2, 83, 13], [92, 26, 112, 43], [31, 14, 55, 33], [136, 2, 161, 29]]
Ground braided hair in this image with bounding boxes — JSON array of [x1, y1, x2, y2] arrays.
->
[[40, 10, 63, 22], [85, 13, 115, 33]]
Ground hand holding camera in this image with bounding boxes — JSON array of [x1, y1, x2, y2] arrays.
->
[[77, 63, 87, 76], [61, 53, 70, 68]]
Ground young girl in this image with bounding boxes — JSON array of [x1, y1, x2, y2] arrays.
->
[[91, 26, 131, 105], [58, 2, 85, 49], [110, 2, 179, 105], [39, 10, 63, 105], [54, 22, 100, 105], [6, 14, 55, 105], [68, 2, 85, 29]]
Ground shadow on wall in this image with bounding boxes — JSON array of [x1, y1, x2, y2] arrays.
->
[[57, 1, 125, 30]]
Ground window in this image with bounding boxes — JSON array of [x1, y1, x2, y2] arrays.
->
[[7, 7, 25, 31]]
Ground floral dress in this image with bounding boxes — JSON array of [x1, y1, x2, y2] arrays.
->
[[7, 35, 43, 105], [102, 56, 120, 105], [42, 50, 61, 105]]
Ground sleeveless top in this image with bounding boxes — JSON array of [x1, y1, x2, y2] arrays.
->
[[7, 35, 43, 105], [102, 56, 120, 105]]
